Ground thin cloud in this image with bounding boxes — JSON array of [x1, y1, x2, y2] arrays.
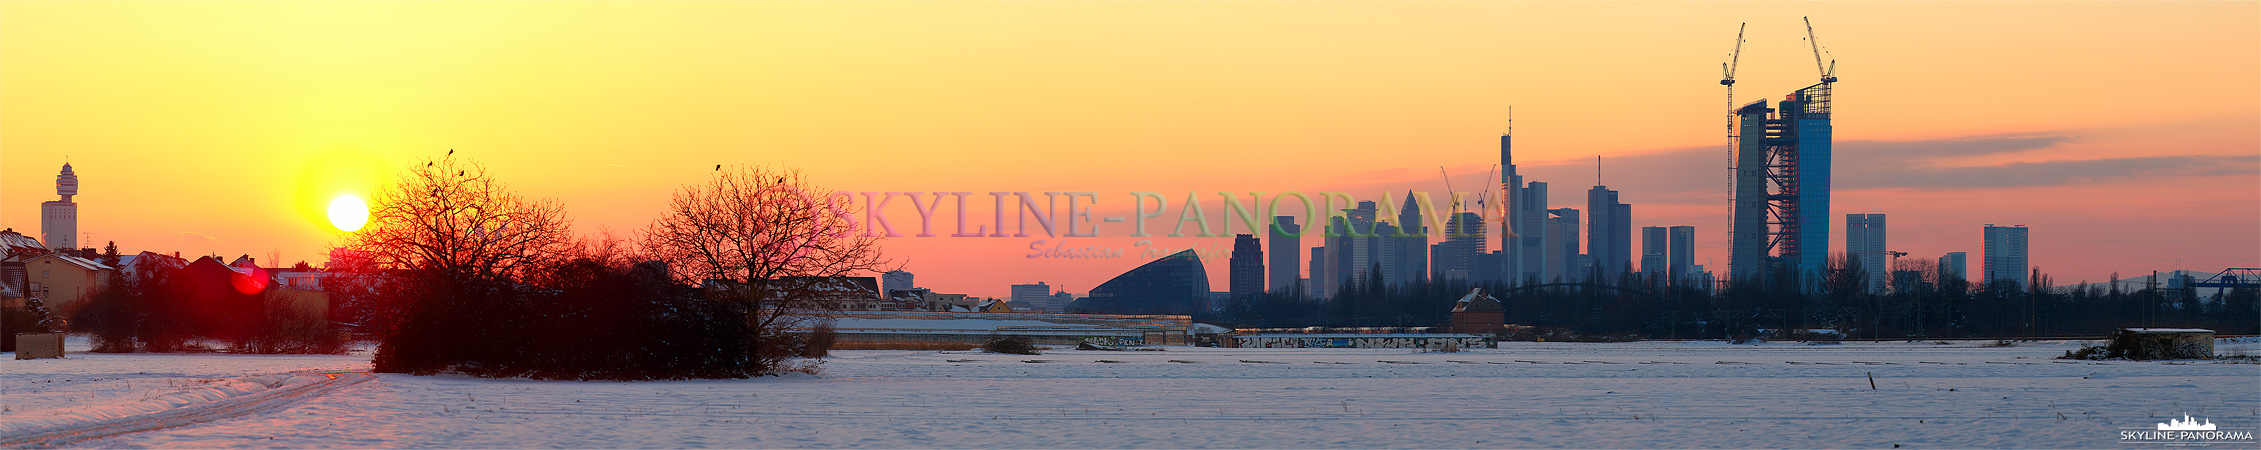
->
[[1504, 132, 2253, 205]]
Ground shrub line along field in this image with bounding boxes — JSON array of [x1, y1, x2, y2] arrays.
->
[[3, 339, 2255, 448]]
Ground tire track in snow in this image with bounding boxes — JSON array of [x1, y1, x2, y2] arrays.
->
[[0, 372, 373, 448]]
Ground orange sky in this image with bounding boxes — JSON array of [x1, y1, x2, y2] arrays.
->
[[4, 1, 2255, 298]]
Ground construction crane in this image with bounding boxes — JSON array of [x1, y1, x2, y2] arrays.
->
[[1438, 166, 1460, 212], [1720, 23, 1746, 264], [1721, 22, 1745, 137], [1436, 163, 1498, 213], [1803, 17, 1837, 83]]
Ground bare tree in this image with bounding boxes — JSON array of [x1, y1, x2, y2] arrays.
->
[[342, 155, 573, 373], [347, 156, 571, 284], [643, 166, 886, 375]]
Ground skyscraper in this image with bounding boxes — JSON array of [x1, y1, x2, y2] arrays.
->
[[1640, 226, 1667, 289], [1309, 246, 1329, 296], [1846, 213, 1887, 292], [1392, 192, 1429, 286], [1730, 83, 1833, 283], [1323, 201, 1389, 293], [1500, 132, 1550, 287], [1544, 208, 1581, 283], [1667, 225, 1695, 286], [1434, 212, 1486, 281], [42, 164, 79, 250], [1983, 225, 2029, 290], [1229, 234, 1265, 298], [1586, 185, 1631, 281], [1267, 216, 1301, 293], [1939, 251, 1968, 281]]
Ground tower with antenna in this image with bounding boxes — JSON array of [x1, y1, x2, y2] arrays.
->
[[43, 163, 80, 250], [1500, 107, 1550, 286], [1728, 17, 1838, 283], [1587, 155, 1631, 282]]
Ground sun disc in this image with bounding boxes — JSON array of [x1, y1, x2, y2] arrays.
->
[[328, 195, 369, 232]]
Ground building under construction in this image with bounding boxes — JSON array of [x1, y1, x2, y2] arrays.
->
[[1725, 18, 1838, 284], [1728, 83, 1832, 283]]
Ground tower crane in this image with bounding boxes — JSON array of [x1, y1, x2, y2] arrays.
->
[[1721, 22, 1745, 137], [1803, 17, 1837, 83], [1721, 23, 1745, 262], [1439, 166, 1460, 212]]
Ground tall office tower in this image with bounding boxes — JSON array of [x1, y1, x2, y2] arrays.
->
[[881, 270, 915, 294], [1729, 83, 1833, 283], [1432, 212, 1486, 281], [1371, 217, 1402, 286], [1229, 234, 1265, 298], [1501, 133, 1520, 285], [1544, 208, 1581, 282], [1939, 252, 1968, 281], [1586, 185, 1632, 281], [1267, 216, 1301, 292], [1640, 226, 1668, 284], [1499, 132, 1550, 287], [1309, 246, 1330, 296], [1324, 201, 1383, 290], [1983, 225, 2030, 290], [1392, 192, 1429, 286], [1845, 213, 1888, 292], [42, 163, 79, 250], [1667, 225, 1695, 286], [1514, 181, 1549, 285]]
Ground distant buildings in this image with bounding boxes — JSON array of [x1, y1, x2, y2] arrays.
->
[[1267, 216, 1300, 293], [881, 270, 914, 294], [1071, 250, 1208, 315], [1846, 214, 1887, 292], [1544, 208, 1580, 283], [1432, 212, 1485, 282], [1010, 282, 1061, 312], [1391, 193, 1428, 287], [1983, 225, 2029, 290], [1501, 132, 1550, 286], [1668, 225, 1695, 287], [1318, 202, 1376, 295], [42, 164, 79, 251], [1586, 184, 1631, 281], [1940, 251, 1968, 281], [1228, 234, 1264, 298], [1640, 226, 1667, 288]]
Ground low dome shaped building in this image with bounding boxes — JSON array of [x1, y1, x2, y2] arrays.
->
[[1069, 250, 1208, 315]]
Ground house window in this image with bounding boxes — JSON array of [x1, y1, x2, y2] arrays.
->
[[42, 270, 50, 278]]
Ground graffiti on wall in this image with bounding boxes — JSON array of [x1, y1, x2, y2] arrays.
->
[[1080, 335, 1144, 347], [1233, 335, 1493, 349]]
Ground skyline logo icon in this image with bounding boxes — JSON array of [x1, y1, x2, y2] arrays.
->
[[2159, 414, 2218, 431]]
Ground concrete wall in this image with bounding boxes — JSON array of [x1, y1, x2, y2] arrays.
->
[[15, 332, 63, 359]]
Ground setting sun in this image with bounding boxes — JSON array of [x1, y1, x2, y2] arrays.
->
[[327, 194, 368, 232]]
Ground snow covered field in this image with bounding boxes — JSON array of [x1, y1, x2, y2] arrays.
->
[[5, 339, 2256, 448]]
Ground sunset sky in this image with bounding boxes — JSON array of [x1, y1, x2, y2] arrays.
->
[[4, 1, 2255, 298]]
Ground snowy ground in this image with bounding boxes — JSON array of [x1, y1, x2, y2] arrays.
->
[[4, 338, 2256, 448]]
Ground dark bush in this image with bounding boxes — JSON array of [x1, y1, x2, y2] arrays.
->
[[982, 337, 1042, 355]]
